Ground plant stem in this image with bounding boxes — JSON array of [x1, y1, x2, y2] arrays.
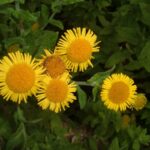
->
[[75, 81, 94, 87]]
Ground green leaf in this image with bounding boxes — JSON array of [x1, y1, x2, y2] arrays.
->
[[138, 129, 150, 144], [41, 4, 49, 25], [49, 19, 64, 30], [10, 9, 37, 22], [6, 123, 27, 150], [14, 107, 26, 123], [124, 60, 142, 71], [77, 85, 87, 109], [130, 0, 141, 4], [19, 10, 37, 22], [16, 0, 25, 4], [139, 40, 150, 72], [88, 137, 97, 150], [87, 65, 115, 86], [26, 118, 42, 124], [62, 0, 84, 5], [0, 0, 15, 5], [109, 137, 120, 150], [92, 86, 99, 101], [32, 143, 40, 150], [37, 31, 58, 54], [106, 51, 129, 68], [51, 0, 84, 13], [132, 140, 140, 150], [0, 117, 11, 138], [26, 30, 58, 56], [50, 113, 65, 136], [115, 26, 139, 44], [3, 37, 25, 48], [98, 15, 110, 27], [139, 3, 150, 26]]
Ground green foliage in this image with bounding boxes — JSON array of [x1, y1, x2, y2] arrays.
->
[[77, 85, 87, 109], [139, 41, 150, 72], [109, 137, 120, 150], [0, 0, 150, 149]]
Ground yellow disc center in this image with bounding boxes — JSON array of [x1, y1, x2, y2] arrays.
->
[[108, 81, 129, 104], [46, 80, 68, 103], [43, 56, 66, 78], [6, 64, 35, 93], [67, 39, 92, 63]]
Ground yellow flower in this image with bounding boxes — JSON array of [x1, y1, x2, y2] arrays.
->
[[133, 93, 147, 110], [31, 22, 40, 32], [122, 114, 131, 128], [36, 73, 76, 113], [56, 27, 100, 72], [0, 51, 44, 103], [39, 49, 67, 78], [100, 73, 137, 111]]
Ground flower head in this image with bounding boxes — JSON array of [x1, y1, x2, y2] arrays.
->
[[56, 27, 100, 72], [31, 22, 40, 32], [122, 114, 131, 128], [36, 73, 76, 113], [0, 51, 44, 103], [100, 73, 137, 111], [133, 93, 147, 110], [39, 49, 67, 78]]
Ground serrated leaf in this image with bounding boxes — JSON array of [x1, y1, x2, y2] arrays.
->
[[77, 85, 87, 109]]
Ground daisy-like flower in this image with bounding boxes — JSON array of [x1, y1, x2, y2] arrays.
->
[[0, 51, 44, 103], [133, 93, 147, 111], [36, 73, 76, 113], [39, 49, 67, 78], [100, 73, 137, 111], [56, 27, 100, 72]]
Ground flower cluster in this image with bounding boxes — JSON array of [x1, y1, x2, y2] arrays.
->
[[0, 27, 147, 113]]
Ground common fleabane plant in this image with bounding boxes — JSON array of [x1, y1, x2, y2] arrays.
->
[[0, 1, 150, 149]]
